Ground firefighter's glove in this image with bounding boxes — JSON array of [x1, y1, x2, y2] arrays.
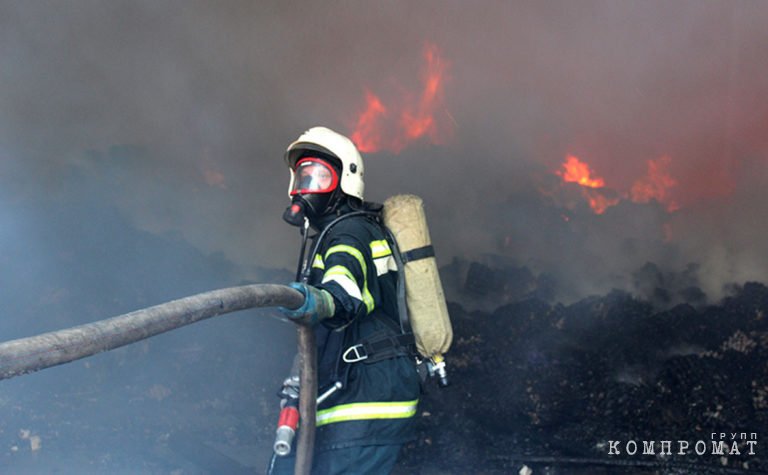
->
[[280, 282, 335, 325]]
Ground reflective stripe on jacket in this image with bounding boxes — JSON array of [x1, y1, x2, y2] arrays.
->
[[309, 212, 420, 450]]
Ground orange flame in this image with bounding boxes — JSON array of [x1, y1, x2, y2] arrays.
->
[[556, 155, 606, 188], [553, 155, 619, 214], [350, 43, 451, 154], [550, 154, 682, 215], [350, 91, 387, 153], [584, 189, 619, 214], [630, 156, 678, 211], [401, 44, 445, 142]]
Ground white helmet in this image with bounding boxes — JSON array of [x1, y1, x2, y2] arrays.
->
[[285, 126, 364, 200]]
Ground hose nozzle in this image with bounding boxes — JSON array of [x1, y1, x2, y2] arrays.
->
[[274, 425, 296, 456], [273, 402, 299, 456]]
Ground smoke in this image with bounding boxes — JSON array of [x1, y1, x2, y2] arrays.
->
[[1, 0, 768, 470]]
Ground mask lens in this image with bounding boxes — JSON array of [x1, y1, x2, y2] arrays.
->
[[290, 158, 339, 195]]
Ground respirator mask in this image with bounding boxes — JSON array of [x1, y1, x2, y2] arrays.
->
[[283, 157, 340, 226]]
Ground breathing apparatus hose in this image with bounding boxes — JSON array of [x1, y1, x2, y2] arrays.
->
[[0, 284, 317, 475]]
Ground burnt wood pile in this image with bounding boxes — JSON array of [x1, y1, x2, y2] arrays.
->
[[396, 281, 768, 474]]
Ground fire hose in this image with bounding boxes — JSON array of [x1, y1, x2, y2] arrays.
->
[[0, 283, 316, 475]]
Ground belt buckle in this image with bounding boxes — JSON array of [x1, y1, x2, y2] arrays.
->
[[342, 344, 368, 363]]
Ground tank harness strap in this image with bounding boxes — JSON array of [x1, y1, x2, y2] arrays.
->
[[401, 245, 435, 264], [342, 331, 417, 364], [383, 227, 411, 335]]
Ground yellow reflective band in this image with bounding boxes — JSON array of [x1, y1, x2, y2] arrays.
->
[[316, 399, 419, 427], [325, 244, 366, 268], [312, 254, 325, 270], [373, 255, 396, 276], [369, 239, 392, 258], [322, 266, 363, 301], [323, 265, 356, 282], [324, 245, 374, 313]]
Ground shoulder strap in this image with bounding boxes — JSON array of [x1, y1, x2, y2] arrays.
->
[[381, 226, 412, 335], [300, 210, 379, 282]]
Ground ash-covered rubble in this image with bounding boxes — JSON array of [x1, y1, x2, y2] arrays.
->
[[440, 256, 558, 310], [395, 263, 768, 475]]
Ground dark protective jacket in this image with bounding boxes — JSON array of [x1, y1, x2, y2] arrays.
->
[[308, 210, 421, 452]]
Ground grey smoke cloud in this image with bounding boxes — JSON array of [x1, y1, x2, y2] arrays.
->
[[1, 0, 767, 299]]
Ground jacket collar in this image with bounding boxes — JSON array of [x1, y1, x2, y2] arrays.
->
[[310, 200, 356, 231]]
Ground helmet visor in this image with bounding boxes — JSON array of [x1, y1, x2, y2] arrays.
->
[[290, 157, 339, 195]]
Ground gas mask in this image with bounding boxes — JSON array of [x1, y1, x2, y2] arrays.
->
[[283, 157, 341, 226]]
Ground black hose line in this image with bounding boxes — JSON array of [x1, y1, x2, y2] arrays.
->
[[0, 283, 318, 475], [0, 283, 304, 381], [295, 325, 317, 475]]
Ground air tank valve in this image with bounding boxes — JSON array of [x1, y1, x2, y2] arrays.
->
[[428, 354, 449, 387]]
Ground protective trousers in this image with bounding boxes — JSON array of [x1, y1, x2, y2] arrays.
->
[[268, 444, 402, 475]]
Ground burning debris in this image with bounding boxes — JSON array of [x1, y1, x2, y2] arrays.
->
[[395, 281, 768, 474], [556, 155, 606, 189], [548, 153, 680, 216], [631, 157, 678, 212]]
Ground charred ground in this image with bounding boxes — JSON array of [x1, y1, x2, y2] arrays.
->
[[396, 265, 768, 475]]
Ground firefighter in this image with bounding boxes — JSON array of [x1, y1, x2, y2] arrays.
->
[[270, 126, 421, 475]]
